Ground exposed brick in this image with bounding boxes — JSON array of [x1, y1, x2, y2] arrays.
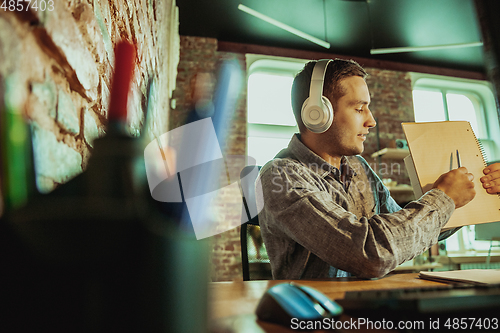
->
[[32, 124, 83, 192], [31, 77, 57, 120], [93, 1, 114, 65], [84, 108, 99, 148], [73, 2, 107, 65], [1, 0, 179, 190], [57, 88, 79, 135], [42, 3, 100, 99]]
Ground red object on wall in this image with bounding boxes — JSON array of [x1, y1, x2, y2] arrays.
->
[[108, 41, 136, 122]]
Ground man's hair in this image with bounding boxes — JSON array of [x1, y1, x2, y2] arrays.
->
[[291, 59, 368, 132]]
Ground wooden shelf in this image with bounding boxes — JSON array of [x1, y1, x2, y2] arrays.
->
[[371, 147, 409, 160], [394, 262, 442, 272], [388, 185, 414, 194]]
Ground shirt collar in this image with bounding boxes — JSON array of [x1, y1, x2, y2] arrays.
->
[[282, 134, 357, 179]]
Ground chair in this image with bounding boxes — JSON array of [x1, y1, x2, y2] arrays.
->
[[239, 165, 271, 281]]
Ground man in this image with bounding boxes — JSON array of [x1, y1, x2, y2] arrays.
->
[[257, 59, 500, 280]]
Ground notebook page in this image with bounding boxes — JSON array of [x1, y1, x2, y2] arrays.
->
[[420, 269, 500, 286], [402, 121, 500, 228]]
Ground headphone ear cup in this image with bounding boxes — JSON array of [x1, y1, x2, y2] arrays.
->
[[321, 95, 334, 125], [300, 59, 333, 133], [301, 96, 334, 133]]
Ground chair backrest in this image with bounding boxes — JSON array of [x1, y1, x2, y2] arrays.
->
[[239, 165, 270, 280], [240, 165, 261, 225]]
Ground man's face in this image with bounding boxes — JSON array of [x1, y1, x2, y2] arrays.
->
[[324, 76, 376, 158]]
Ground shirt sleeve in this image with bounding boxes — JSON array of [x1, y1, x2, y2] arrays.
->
[[358, 156, 462, 241], [359, 157, 402, 215], [259, 160, 455, 279], [362, 156, 460, 243]]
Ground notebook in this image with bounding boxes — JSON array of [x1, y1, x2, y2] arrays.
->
[[419, 269, 500, 286], [402, 121, 500, 229]]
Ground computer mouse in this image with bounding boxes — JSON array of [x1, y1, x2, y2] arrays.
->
[[255, 282, 343, 327]]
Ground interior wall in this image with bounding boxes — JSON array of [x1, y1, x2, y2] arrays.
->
[[0, 0, 179, 200], [172, 36, 415, 282], [171, 36, 247, 281], [364, 68, 414, 187]]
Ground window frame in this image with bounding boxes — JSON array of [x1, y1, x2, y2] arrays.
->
[[245, 55, 307, 166], [411, 73, 500, 162], [411, 72, 500, 256]]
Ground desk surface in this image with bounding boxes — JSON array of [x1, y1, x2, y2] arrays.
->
[[208, 273, 451, 332]]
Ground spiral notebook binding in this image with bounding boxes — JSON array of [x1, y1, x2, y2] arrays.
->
[[468, 122, 488, 167], [469, 124, 500, 199], [471, 124, 500, 200], [477, 140, 488, 167]]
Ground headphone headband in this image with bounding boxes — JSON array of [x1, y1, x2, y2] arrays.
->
[[301, 59, 333, 133], [309, 59, 330, 107]]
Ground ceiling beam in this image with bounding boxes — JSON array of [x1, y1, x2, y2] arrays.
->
[[217, 40, 486, 80], [370, 42, 483, 55], [238, 4, 330, 49]]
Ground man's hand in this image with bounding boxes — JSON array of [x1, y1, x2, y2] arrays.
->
[[433, 167, 475, 209], [481, 163, 500, 194]]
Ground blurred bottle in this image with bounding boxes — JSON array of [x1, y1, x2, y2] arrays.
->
[[0, 75, 36, 213]]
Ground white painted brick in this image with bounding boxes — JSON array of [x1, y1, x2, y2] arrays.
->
[[84, 109, 99, 147], [31, 77, 57, 119], [43, 4, 99, 97], [57, 89, 80, 134], [32, 124, 82, 189]]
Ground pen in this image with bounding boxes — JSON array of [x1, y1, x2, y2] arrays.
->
[[456, 149, 461, 168]]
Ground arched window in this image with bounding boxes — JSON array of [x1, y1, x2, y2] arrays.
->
[[246, 55, 307, 166], [412, 73, 500, 258], [412, 74, 500, 163]]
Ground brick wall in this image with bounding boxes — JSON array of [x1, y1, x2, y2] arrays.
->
[[171, 36, 247, 281], [364, 68, 415, 186], [173, 36, 416, 281], [0, 0, 179, 196]]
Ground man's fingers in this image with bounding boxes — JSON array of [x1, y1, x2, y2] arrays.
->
[[486, 185, 500, 194], [484, 179, 500, 194], [484, 163, 500, 175], [454, 167, 473, 182], [481, 169, 500, 183]]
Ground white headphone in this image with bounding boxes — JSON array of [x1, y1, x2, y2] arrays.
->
[[301, 59, 333, 133]]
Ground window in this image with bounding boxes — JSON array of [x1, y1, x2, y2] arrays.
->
[[412, 73, 500, 256], [246, 55, 307, 166], [412, 74, 500, 162]]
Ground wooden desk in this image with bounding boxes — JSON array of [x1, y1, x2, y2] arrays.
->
[[209, 273, 450, 332]]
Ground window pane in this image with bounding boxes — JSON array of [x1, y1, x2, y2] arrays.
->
[[248, 73, 297, 126], [248, 136, 290, 166], [444, 232, 460, 252], [446, 93, 481, 137], [412, 90, 446, 122], [467, 225, 494, 251]]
